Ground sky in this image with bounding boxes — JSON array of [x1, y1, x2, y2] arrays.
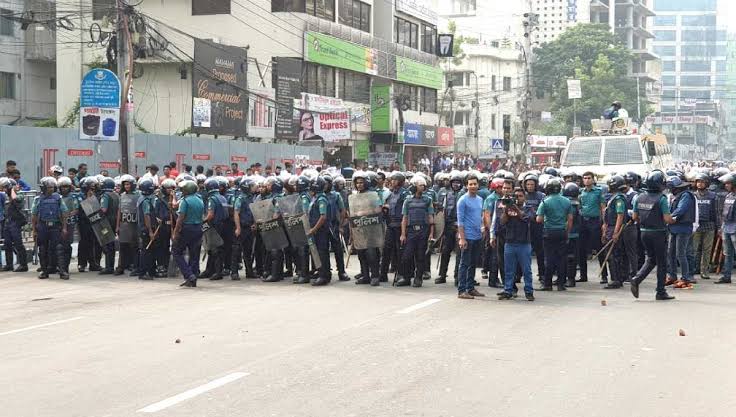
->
[[719, 0, 736, 31]]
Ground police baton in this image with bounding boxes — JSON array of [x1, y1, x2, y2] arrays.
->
[[590, 220, 632, 260], [597, 220, 632, 279], [145, 224, 161, 250]]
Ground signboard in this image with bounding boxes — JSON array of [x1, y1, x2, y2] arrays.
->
[[79, 68, 121, 142], [437, 34, 454, 57], [403, 123, 422, 145], [491, 138, 504, 150], [567, 0, 577, 22], [193, 154, 211, 160], [371, 85, 391, 132], [294, 93, 350, 142], [273, 57, 303, 141], [231, 155, 247, 162], [368, 152, 398, 168], [396, 57, 443, 90], [567, 79, 582, 99], [355, 140, 370, 160], [421, 124, 437, 146], [248, 86, 276, 139], [191, 38, 248, 137], [645, 115, 715, 126], [306, 32, 378, 75], [437, 127, 454, 147], [68, 149, 94, 157], [99, 161, 120, 169], [528, 135, 568, 149], [134, 151, 146, 158], [396, 0, 438, 25]]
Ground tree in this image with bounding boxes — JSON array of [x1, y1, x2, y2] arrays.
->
[[532, 24, 650, 133], [446, 20, 478, 66]]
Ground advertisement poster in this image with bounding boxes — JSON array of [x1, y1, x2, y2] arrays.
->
[[403, 123, 422, 145], [295, 93, 351, 142], [79, 68, 121, 141], [273, 57, 303, 140], [371, 85, 391, 132], [191, 38, 248, 137], [437, 127, 454, 147]]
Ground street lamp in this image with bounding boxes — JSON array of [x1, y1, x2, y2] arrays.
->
[[468, 71, 485, 160]]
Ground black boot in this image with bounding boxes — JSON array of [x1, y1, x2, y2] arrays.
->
[[435, 276, 447, 284], [2, 250, 13, 271], [395, 275, 410, 287], [355, 276, 371, 284], [14, 245, 28, 272], [656, 291, 675, 300]]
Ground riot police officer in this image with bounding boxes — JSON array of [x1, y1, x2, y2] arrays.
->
[[666, 176, 696, 288], [563, 182, 581, 287], [201, 177, 229, 280], [630, 170, 675, 300], [323, 174, 348, 281], [351, 172, 383, 286], [116, 175, 139, 276], [716, 172, 736, 284], [32, 177, 69, 279], [231, 178, 257, 281], [1, 178, 28, 272], [398, 176, 434, 287], [155, 178, 176, 276], [97, 177, 119, 274], [380, 172, 409, 282], [436, 172, 462, 284], [136, 178, 158, 280], [692, 172, 717, 280], [602, 175, 630, 289], [173, 180, 204, 287], [58, 177, 79, 278], [77, 177, 102, 272], [536, 178, 572, 291], [578, 172, 605, 283], [308, 176, 331, 286]]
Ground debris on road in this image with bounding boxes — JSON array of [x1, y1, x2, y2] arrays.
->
[[175, 338, 181, 343], [678, 329, 686, 337], [600, 299, 607, 306]]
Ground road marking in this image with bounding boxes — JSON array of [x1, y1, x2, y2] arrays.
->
[[396, 298, 442, 314], [138, 372, 248, 413], [0, 316, 84, 336]]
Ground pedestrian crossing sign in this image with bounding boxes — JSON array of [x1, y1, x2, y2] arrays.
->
[[491, 139, 504, 150]]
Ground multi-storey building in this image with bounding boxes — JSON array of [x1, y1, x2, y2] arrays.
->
[[0, 0, 56, 125]]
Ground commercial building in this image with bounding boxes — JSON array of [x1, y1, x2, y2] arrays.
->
[[0, 0, 56, 125]]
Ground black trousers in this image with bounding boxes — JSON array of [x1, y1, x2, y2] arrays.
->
[[543, 229, 567, 288], [439, 224, 459, 279], [358, 248, 380, 281], [635, 230, 668, 294], [380, 226, 402, 278]]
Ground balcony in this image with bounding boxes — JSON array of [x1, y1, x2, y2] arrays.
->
[[633, 26, 655, 39], [631, 72, 659, 83], [590, 0, 610, 11], [632, 49, 658, 61]]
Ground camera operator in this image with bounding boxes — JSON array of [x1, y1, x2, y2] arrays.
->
[[498, 188, 536, 301]]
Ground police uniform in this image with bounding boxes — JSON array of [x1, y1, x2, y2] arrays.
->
[[289, 191, 312, 284], [99, 189, 119, 274], [153, 193, 174, 275], [717, 190, 736, 283], [578, 185, 605, 282], [137, 192, 158, 279], [631, 191, 672, 298], [537, 192, 572, 290], [3, 190, 28, 272], [116, 190, 140, 275], [32, 192, 69, 278], [231, 191, 256, 280], [381, 187, 409, 281], [693, 188, 717, 278], [667, 187, 696, 283], [398, 193, 434, 287], [253, 191, 272, 279], [0, 191, 6, 270], [174, 193, 205, 285], [309, 191, 331, 285], [325, 189, 347, 280], [437, 186, 461, 283], [565, 196, 582, 286], [602, 191, 630, 288], [60, 190, 80, 276], [354, 190, 383, 286], [201, 190, 229, 280], [221, 187, 236, 276]]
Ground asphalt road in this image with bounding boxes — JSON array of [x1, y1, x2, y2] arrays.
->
[[1, 256, 735, 417]]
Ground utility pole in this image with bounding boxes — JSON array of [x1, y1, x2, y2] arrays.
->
[[522, 4, 537, 163], [471, 71, 480, 158], [116, 0, 130, 173]]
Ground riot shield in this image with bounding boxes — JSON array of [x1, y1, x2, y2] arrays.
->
[[250, 199, 289, 251], [201, 222, 224, 251], [118, 193, 139, 243], [348, 191, 384, 250], [80, 196, 116, 247], [279, 194, 321, 269], [433, 210, 445, 241]]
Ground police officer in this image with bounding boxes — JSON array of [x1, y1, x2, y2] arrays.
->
[[692, 173, 717, 280], [77, 177, 102, 272], [630, 170, 675, 300], [0, 178, 6, 271], [666, 176, 696, 289], [173, 180, 204, 287], [398, 176, 434, 287], [97, 177, 119, 274], [523, 173, 546, 280], [201, 177, 229, 280], [563, 182, 581, 287], [436, 173, 463, 284], [231, 178, 257, 281], [219, 176, 236, 277], [536, 178, 572, 291], [116, 175, 139, 276], [32, 177, 69, 279], [351, 172, 383, 286], [154, 178, 176, 276], [288, 175, 312, 284], [323, 174, 348, 281], [58, 177, 79, 278], [380, 172, 409, 282], [715, 172, 736, 284], [601, 175, 630, 289], [308, 176, 331, 286], [1, 179, 28, 272], [136, 178, 158, 280], [578, 171, 605, 283]]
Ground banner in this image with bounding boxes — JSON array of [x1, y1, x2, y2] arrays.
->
[[305, 32, 378, 75], [273, 57, 303, 140], [80, 68, 120, 142], [355, 140, 370, 160], [403, 123, 422, 145], [294, 93, 350, 142], [437, 127, 454, 147], [371, 85, 391, 132], [421, 125, 437, 146], [395, 0, 438, 25], [191, 38, 248, 137], [396, 57, 443, 89], [528, 135, 568, 149], [368, 152, 398, 168]]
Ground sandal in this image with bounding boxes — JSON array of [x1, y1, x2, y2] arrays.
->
[[673, 279, 686, 288], [665, 277, 677, 286]]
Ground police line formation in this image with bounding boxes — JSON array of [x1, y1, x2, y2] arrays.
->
[[6, 164, 736, 302]]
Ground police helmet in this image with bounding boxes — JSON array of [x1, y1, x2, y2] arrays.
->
[[101, 177, 115, 192], [493, 170, 506, 179], [623, 171, 640, 187], [479, 173, 489, 188], [390, 171, 406, 183], [643, 170, 665, 192], [161, 178, 176, 191], [545, 178, 562, 194], [563, 182, 580, 198], [267, 177, 284, 194], [666, 176, 688, 190], [4, 178, 17, 191], [138, 178, 155, 195], [120, 174, 136, 185], [450, 173, 463, 185], [538, 174, 552, 191], [333, 176, 346, 190], [40, 176, 57, 193], [544, 167, 559, 177], [0, 177, 8, 190], [180, 180, 198, 195], [607, 175, 626, 192], [693, 172, 709, 186], [204, 177, 220, 191], [718, 172, 736, 186], [195, 174, 207, 184], [295, 176, 310, 193], [80, 177, 97, 193], [240, 178, 256, 194], [433, 172, 443, 184], [57, 176, 73, 189], [50, 165, 64, 175], [523, 173, 539, 186], [711, 167, 730, 183], [366, 171, 379, 190], [310, 176, 326, 193]]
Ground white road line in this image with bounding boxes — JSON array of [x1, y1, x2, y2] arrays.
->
[[0, 316, 84, 336], [396, 298, 442, 314], [138, 372, 248, 413]]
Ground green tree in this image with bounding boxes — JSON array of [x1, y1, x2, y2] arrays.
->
[[446, 20, 478, 66], [532, 24, 650, 134]]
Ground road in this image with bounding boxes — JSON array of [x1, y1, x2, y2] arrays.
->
[[1, 257, 735, 417]]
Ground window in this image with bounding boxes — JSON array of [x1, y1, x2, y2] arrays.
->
[[654, 16, 676, 25], [92, 0, 115, 20], [305, 63, 336, 97], [653, 45, 676, 56], [654, 30, 676, 41], [306, 0, 335, 21], [340, 70, 370, 103], [681, 45, 718, 56], [338, 0, 370, 32], [453, 111, 468, 126], [681, 30, 720, 42], [502, 76, 511, 92], [662, 61, 676, 72], [0, 8, 13, 36], [50, 77, 56, 90], [716, 60, 726, 71], [395, 17, 418, 49], [421, 87, 436, 113], [0, 72, 15, 99], [680, 90, 709, 99], [563, 137, 602, 166], [680, 14, 716, 26], [491, 114, 496, 130], [193, 0, 231, 15], [680, 61, 710, 71], [446, 72, 465, 87], [680, 75, 710, 86], [604, 137, 643, 165], [662, 75, 676, 85], [394, 83, 417, 110], [491, 75, 496, 91], [421, 24, 437, 54], [272, 0, 306, 12]]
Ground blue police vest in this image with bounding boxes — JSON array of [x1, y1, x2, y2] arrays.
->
[[326, 191, 339, 226], [722, 193, 736, 223], [406, 197, 428, 226], [0, 192, 6, 221], [570, 201, 581, 236], [309, 194, 329, 229], [38, 193, 62, 222], [638, 193, 666, 230], [62, 194, 78, 226], [155, 196, 171, 224], [445, 191, 458, 224], [525, 191, 545, 211], [238, 194, 255, 226], [136, 196, 156, 233], [605, 194, 630, 226], [695, 190, 716, 224], [387, 189, 407, 225]]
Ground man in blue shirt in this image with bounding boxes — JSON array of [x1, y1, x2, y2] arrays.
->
[[666, 176, 696, 288], [456, 174, 485, 299]]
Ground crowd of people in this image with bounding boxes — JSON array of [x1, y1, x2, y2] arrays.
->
[[2, 157, 734, 303]]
